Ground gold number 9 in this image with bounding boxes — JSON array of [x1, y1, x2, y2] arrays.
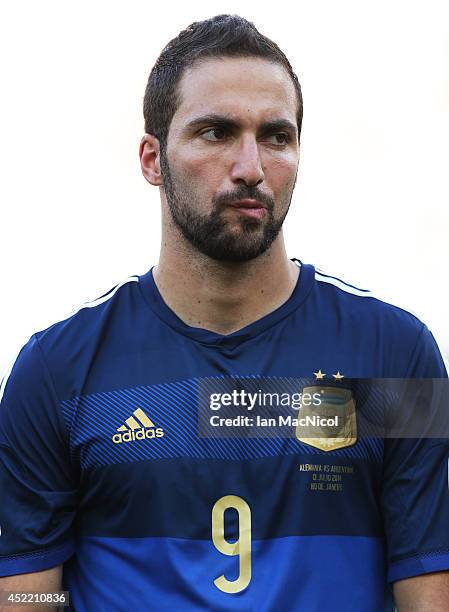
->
[[211, 495, 252, 593]]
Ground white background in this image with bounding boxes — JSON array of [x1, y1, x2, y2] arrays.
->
[[1, 0, 448, 374]]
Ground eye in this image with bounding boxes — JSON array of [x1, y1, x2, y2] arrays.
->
[[266, 133, 290, 145], [201, 128, 228, 142]]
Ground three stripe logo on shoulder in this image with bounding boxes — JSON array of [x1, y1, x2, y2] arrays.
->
[[112, 407, 164, 444]]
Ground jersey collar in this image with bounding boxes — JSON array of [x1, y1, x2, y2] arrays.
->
[[139, 258, 315, 348]]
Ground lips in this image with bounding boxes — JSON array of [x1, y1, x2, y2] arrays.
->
[[228, 199, 267, 209], [227, 199, 267, 220]]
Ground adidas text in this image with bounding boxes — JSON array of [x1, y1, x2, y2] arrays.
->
[[112, 427, 164, 444]]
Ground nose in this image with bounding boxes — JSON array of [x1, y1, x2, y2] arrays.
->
[[229, 135, 265, 187]]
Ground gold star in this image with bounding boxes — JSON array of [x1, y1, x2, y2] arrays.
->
[[314, 369, 326, 380], [333, 371, 344, 380]]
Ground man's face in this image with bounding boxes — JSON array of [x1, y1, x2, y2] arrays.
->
[[160, 56, 300, 262]]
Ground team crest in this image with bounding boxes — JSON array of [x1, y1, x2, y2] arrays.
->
[[296, 386, 357, 451]]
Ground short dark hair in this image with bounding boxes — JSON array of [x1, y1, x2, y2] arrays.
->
[[143, 14, 303, 154]]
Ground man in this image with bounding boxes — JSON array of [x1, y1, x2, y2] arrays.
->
[[0, 14, 448, 612]]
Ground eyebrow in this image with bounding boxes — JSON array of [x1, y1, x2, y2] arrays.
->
[[183, 114, 298, 137]]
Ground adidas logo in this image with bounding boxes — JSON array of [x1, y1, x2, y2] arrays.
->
[[112, 407, 164, 444]]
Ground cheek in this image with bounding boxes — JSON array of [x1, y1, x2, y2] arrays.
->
[[264, 155, 298, 194], [177, 150, 224, 186], [167, 153, 224, 207]]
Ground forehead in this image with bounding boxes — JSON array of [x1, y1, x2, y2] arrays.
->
[[172, 56, 298, 127]]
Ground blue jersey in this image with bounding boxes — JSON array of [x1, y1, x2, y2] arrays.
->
[[1, 259, 448, 611]]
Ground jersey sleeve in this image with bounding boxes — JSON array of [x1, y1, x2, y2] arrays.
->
[[382, 323, 449, 582], [0, 334, 77, 576]]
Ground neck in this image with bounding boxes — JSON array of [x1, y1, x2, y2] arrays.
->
[[152, 231, 299, 336]]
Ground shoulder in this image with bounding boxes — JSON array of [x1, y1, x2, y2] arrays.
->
[[297, 259, 447, 376], [34, 273, 141, 348], [0, 273, 142, 405], [310, 262, 425, 333]]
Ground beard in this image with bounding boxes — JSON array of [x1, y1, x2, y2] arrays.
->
[[160, 151, 294, 263]]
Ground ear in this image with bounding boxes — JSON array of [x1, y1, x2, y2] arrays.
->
[[139, 133, 163, 186]]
